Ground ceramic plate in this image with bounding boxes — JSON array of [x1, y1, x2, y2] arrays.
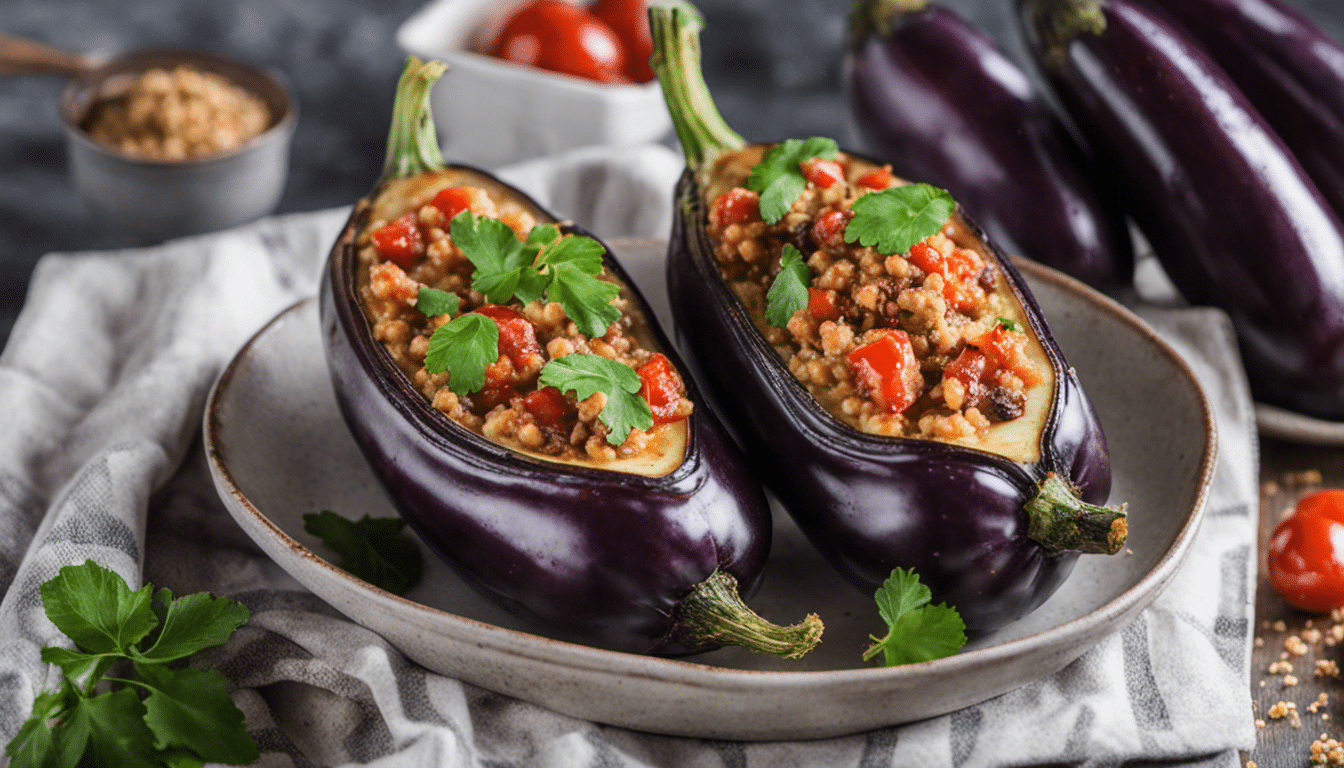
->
[[204, 239, 1215, 741]]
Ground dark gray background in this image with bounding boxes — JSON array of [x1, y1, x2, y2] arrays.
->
[[1, 0, 1340, 347]]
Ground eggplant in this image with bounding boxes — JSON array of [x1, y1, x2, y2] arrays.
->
[[650, 9, 1126, 632], [318, 59, 822, 657], [1149, 0, 1344, 222], [844, 0, 1133, 290], [1018, 0, 1344, 420]]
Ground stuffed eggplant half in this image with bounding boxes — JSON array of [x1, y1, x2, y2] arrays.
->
[[319, 59, 822, 658], [651, 8, 1127, 632]]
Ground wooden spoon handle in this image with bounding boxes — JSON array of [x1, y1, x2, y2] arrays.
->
[[0, 33, 91, 76]]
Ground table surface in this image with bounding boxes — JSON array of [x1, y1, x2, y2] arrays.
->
[[4, 1, 1344, 765]]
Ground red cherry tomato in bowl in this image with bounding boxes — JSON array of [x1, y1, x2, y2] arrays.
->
[[490, 0, 627, 84], [1268, 489, 1344, 612], [590, 0, 654, 83]]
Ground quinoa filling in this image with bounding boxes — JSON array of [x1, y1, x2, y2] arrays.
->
[[357, 171, 692, 472], [703, 145, 1047, 443]]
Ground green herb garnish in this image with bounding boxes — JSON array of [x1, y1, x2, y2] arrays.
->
[[747, 137, 840, 223], [424, 312, 499, 396], [539, 354, 653, 445], [417, 285, 460, 317], [765, 244, 814, 328], [844, 183, 956, 256], [303, 511, 424, 596], [997, 317, 1020, 332], [6, 561, 257, 768], [862, 567, 966, 667], [450, 211, 621, 337]]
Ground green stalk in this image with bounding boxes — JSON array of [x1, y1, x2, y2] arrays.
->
[[1025, 473, 1128, 555], [380, 57, 448, 184], [671, 572, 823, 658], [649, 6, 746, 169], [848, 0, 928, 49], [1021, 0, 1107, 69]]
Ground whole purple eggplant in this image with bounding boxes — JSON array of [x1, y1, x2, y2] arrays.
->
[[845, 0, 1132, 290], [651, 9, 1126, 632], [1018, 0, 1344, 420], [1150, 0, 1344, 221], [319, 59, 822, 657]]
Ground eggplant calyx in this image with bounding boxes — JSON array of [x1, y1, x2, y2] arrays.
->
[[671, 571, 823, 658], [649, 6, 745, 169], [1025, 473, 1128, 555], [847, 0, 927, 49], [1023, 0, 1107, 69], [380, 57, 448, 184]]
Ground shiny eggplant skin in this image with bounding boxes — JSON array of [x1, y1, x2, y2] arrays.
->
[[666, 161, 1115, 632], [845, 3, 1133, 290], [1019, 0, 1344, 420], [320, 167, 774, 656], [1151, 0, 1344, 221]]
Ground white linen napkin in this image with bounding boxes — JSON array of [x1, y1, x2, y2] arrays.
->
[[0, 143, 1256, 767]]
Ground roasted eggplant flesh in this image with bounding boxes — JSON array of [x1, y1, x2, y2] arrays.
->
[[700, 145, 1054, 463]]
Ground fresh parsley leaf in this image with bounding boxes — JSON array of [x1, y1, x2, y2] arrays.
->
[[137, 664, 259, 765], [41, 561, 157, 656], [997, 317, 1020, 332], [416, 285, 460, 317], [7, 562, 257, 768], [136, 588, 250, 664], [844, 183, 956, 256], [302, 511, 425, 596], [765, 244, 814, 327], [538, 234, 622, 337], [424, 312, 499, 395], [747, 137, 840, 223], [451, 210, 540, 304], [539, 354, 652, 445], [863, 568, 966, 667]]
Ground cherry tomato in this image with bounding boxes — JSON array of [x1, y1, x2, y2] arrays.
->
[[1269, 490, 1344, 612], [710, 188, 761, 226], [370, 214, 423, 269], [590, 0, 654, 83], [491, 0, 626, 84]]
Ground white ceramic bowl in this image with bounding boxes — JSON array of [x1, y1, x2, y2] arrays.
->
[[395, 0, 672, 168]]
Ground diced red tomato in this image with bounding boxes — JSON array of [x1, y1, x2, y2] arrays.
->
[[474, 304, 542, 370], [808, 287, 841, 321], [970, 324, 1042, 386], [801, 157, 844, 188], [711, 188, 761, 226], [432, 186, 497, 221], [857, 168, 896, 189], [908, 241, 985, 312], [637, 354, 686, 425], [943, 347, 989, 404], [472, 383, 519, 414], [847, 331, 923, 414], [370, 214, 423, 269], [811, 208, 848, 249], [523, 386, 574, 428]]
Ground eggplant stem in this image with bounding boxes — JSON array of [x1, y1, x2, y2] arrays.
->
[[1026, 473, 1128, 555], [848, 0, 928, 49], [672, 572, 823, 658], [380, 57, 448, 184], [649, 6, 745, 169], [1022, 0, 1106, 68]]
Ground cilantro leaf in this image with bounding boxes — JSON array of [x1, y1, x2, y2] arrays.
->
[[62, 688, 161, 768], [765, 244, 814, 327], [539, 354, 652, 445], [39, 647, 116, 685], [844, 184, 956, 256], [450, 210, 538, 303], [5, 689, 65, 768], [41, 561, 157, 655], [137, 664, 259, 765], [747, 137, 839, 223], [424, 312, 499, 395], [863, 568, 966, 667], [303, 511, 425, 596], [135, 588, 250, 663], [416, 285, 460, 317], [997, 317, 1020, 332], [539, 234, 622, 337]]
